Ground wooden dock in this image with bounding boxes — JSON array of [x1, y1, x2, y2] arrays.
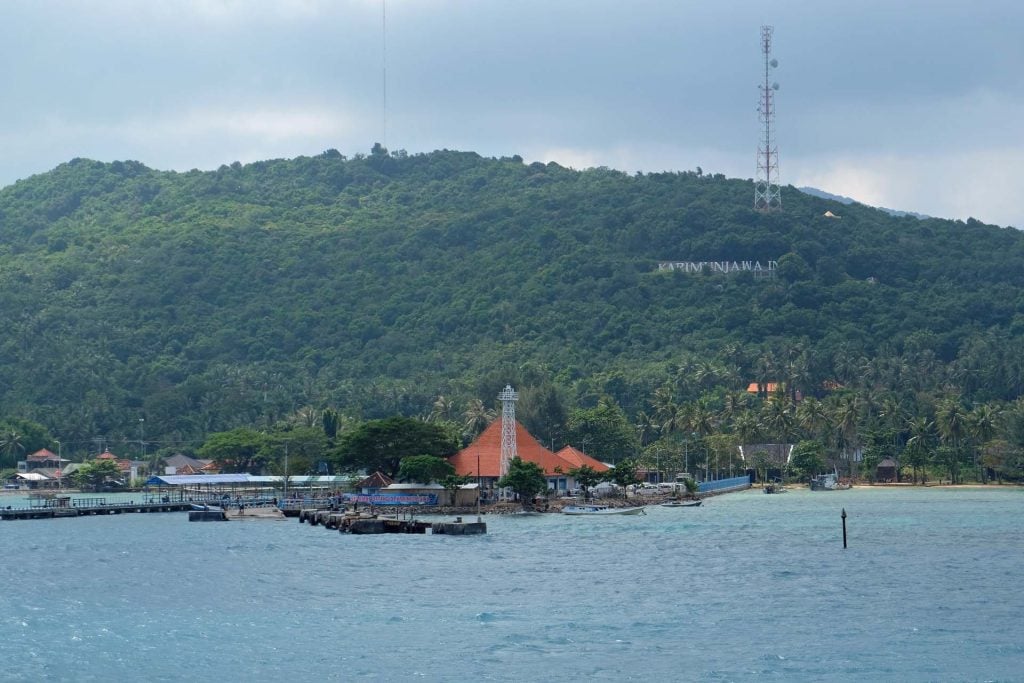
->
[[1, 501, 194, 520]]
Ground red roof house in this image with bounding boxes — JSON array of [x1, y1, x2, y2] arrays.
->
[[27, 448, 58, 462]]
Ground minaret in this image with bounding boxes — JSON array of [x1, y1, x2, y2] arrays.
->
[[498, 384, 519, 476]]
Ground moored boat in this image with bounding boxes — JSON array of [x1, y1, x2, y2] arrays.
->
[[810, 471, 851, 491], [562, 504, 646, 515], [660, 499, 702, 508]]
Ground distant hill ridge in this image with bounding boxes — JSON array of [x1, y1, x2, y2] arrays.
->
[[1, 148, 1022, 444], [797, 186, 931, 220]]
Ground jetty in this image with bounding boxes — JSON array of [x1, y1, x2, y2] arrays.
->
[[298, 507, 485, 535], [1, 497, 194, 520]]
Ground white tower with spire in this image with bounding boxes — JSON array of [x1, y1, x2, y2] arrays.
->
[[498, 384, 519, 476]]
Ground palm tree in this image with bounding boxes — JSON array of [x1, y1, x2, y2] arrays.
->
[[462, 399, 495, 439], [878, 394, 907, 450], [653, 385, 686, 436], [759, 394, 794, 444], [754, 350, 778, 398], [904, 415, 935, 484], [1, 430, 25, 469], [429, 395, 456, 423], [634, 410, 659, 448], [733, 410, 762, 447], [935, 398, 968, 483], [795, 397, 830, 443], [968, 403, 1000, 483], [831, 394, 864, 479]]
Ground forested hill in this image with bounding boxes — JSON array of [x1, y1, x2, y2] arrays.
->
[[1, 147, 1023, 451]]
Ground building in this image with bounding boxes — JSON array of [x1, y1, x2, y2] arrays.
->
[[449, 420, 609, 495], [163, 453, 215, 475], [746, 382, 802, 402], [876, 458, 899, 483]]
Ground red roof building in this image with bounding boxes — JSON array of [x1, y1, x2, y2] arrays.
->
[[450, 420, 609, 495], [27, 448, 58, 462], [554, 446, 609, 473]]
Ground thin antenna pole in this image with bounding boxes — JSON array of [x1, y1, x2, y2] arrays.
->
[[382, 0, 388, 150]]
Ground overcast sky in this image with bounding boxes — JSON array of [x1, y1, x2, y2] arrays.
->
[[1, 0, 1021, 227]]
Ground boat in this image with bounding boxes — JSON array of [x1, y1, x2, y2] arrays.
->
[[562, 504, 646, 515], [810, 471, 851, 491], [660, 499, 702, 508], [763, 479, 787, 494]]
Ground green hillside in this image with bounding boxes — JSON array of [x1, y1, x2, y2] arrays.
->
[[2, 147, 1024, 469]]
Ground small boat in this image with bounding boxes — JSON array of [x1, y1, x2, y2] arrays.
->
[[810, 471, 851, 491], [763, 480, 787, 494], [190, 503, 222, 511], [562, 504, 646, 515], [660, 500, 702, 508]]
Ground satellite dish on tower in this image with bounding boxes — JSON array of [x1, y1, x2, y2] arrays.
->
[[770, 58, 778, 68], [772, 82, 780, 90]]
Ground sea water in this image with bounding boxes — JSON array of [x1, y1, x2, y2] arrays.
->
[[1, 486, 1022, 681]]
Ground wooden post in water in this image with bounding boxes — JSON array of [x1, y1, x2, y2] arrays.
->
[[841, 508, 848, 549]]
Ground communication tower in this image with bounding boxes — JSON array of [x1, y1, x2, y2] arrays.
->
[[755, 25, 782, 212], [498, 384, 518, 477]]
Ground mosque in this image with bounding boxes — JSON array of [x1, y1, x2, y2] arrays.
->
[[448, 385, 607, 497]]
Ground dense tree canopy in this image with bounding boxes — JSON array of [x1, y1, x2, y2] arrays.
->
[[332, 417, 458, 478], [2, 148, 1024, 484], [497, 456, 548, 503]]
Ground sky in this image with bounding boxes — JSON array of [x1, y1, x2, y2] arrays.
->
[[0, 0, 1021, 227]]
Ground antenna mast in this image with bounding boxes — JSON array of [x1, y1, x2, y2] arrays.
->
[[381, 0, 388, 150], [755, 25, 781, 212]]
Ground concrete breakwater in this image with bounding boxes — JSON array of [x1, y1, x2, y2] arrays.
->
[[298, 508, 486, 535]]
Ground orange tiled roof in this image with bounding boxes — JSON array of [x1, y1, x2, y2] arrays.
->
[[97, 451, 117, 460], [358, 471, 394, 489], [555, 446, 609, 472], [747, 382, 784, 393], [450, 420, 601, 477], [27, 448, 57, 461]]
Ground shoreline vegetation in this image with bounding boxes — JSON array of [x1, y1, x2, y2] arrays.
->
[[3, 152, 1024, 492]]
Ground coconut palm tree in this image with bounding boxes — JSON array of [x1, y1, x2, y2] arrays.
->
[[795, 397, 830, 443], [935, 398, 968, 483], [462, 399, 495, 439], [429, 395, 457, 423], [878, 394, 908, 450], [831, 393, 865, 479], [1, 430, 25, 469], [968, 403, 1000, 483], [904, 415, 935, 484], [733, 410, 762, 447], [653, 385, 687, 436], [759, 393, 794, 444], [634, 410, 659, 448]]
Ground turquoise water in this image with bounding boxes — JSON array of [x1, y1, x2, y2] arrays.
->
[[2, 487, 1022, 681]]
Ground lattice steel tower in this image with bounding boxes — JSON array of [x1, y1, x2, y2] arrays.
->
[[755, 25, 782, 212], [498, 384, 519, 476]]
